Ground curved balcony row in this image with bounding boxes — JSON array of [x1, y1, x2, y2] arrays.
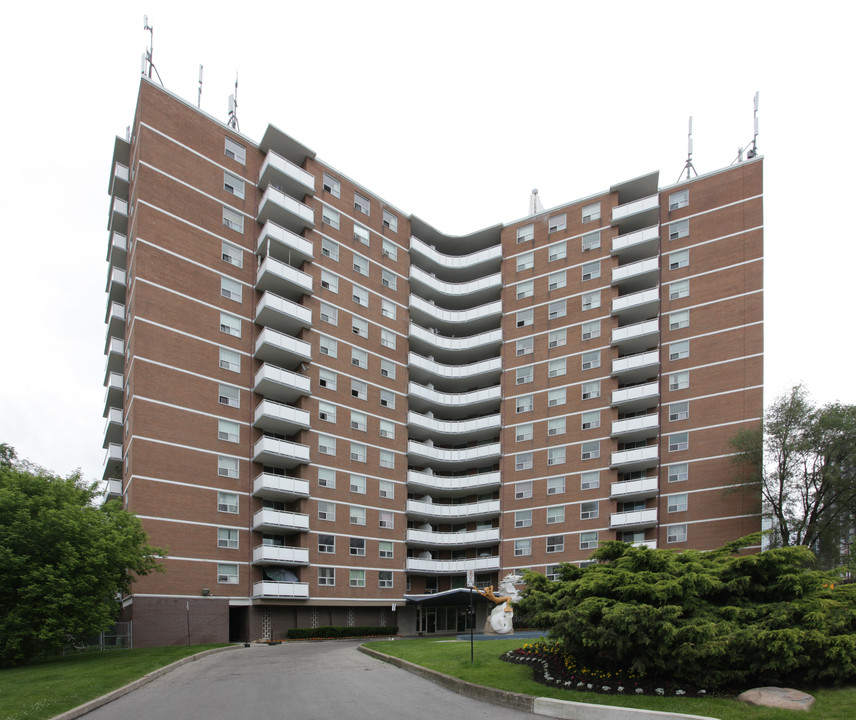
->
[[409, 235, 502, 276], [408, 440, 501, 468], [406, 527, 500, 548], [407, 411, 501, 442], [408, 381, 501, 418], [409, 266, 502, 309], [409, 295, 502, 335], [405, 556, 501, 575], [407, 498, 501, 522], [406, 469, 501, 497]]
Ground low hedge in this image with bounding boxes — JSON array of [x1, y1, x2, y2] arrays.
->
[[286, 625, 398, 640]]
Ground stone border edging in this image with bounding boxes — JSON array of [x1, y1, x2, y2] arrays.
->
[[50, 645, 242, 720], [357, 645, 719, 720]]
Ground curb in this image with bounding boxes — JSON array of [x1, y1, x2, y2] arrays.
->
[[357, 645, 718, 720], [50, 645, 242, 720]]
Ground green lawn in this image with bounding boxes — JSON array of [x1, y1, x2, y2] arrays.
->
[[0, 644, 229, 720], [364, 638, 856, 720]]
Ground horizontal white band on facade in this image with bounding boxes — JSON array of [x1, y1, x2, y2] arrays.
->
[[137, 515, 247, 531], [152, 556, 250, 566], [136, 237, 253, 290], [136, 355, 251, 392], [134, 394, 251, 427], [134, 316, 254, 358], [130, 474, 250, 496]]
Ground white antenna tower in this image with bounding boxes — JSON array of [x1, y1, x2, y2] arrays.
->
[[677, 116, 698, 182], [198, 65, 203, 109], [733, 91, 761, 164], [227, 73, 240, 131], [142, 15, 163, 85]]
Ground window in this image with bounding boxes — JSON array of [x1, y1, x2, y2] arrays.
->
[[320, 271, 338, 293], [219, 348, 240, 373], [548, 300, 566, 320], [547, 417, 566, 436], [581, 320, 601, 340], [516, 337, 534, 356], [669, 249, 689, 270], [380, 359, 396, 379], [318, 567, 335, 586], [218, 384, 239, 408], [224, 138, 246, 164], [581, 411, 600, 430], [351, 379, 367, 400], [318, 534, 335, 553], [352, 224, 370, 246], [350, 569, 366, 587], [669, 219, 689, 240], [516, 309, 534, 327], [516, 424, 533, 442], [668, 463, 688, 483], [546, 535, 564, 553], [379, 480, 394, 498], [321, 239, 339, 262], [517, 224, 534, 243], [669, 401, 689, 422], [548, 329, 566, 348], [580, 471, 599, 490], [218, 492, 238, 514], [353, 253, 369, 276], [351, 348, 368, 369], [669, 310, 689, 330], [318, 435, 336, 456], [580, 501, 599, 520], [582, 291, 601, 311], [350, 411, 367, 432], [379, 419, 395, 439], [517, 280, 534, 299], [582, 202, 601, 222], [549, 213, 567, 233], [546, 565, 561, 581], [582, 230, 600, 251], [380, 390, 395, 409], [581, 350, 600, 370], [221, 239, 243, 268], [669, 279, 690, 300], [319, 336, 337, 358], [381, 299, 396, 319], [515, 366, 534, 385], [548, 447, 566, 466], [669, 432, 689, 452], [323, 173, 341, 198], [217, 528, 238, 549], [218, 420, 239, 443], [516, 452, 533, 471], [515, 481, 533, 499], [218, 456, 238, 478], [668, 493, 688, 513], [579, 531, 598, 550], [322, 206, 340, 230], [667, 524, 688, 543], [516, 395, 534, 413], [669, 189, 689, 211], [547, 476, 565, 495], [669, 371, 689, 391], [352, 317, 368, 338], [350, 506, 366, 526], [377, 511, 394, 529], [582, 380, 600, 400], [381, 329, 396, 349], [382, 210, 398, 232], [514, 539, 531, 557], [318, 501, 335, 521], [350, 537, 366, 556], [382, 238, 397, 260], [318, 468, 336, 488], [222, 207, 244, 233], [582, 260, 600, 281], [669, 340, 690, 361], [517, 252, 534, 271], [354, 192, 370, 215], [318, 369, 337, 391], [319, 303, 338, 325], [548, 388, 566, 407], [378, 571, 393, 589], [379, 450, 395, 469], [379, 541, 393, 558], [545, 505, 565, 525], [352, 285, 369, 307], [549, 242, 567, 262], [223, 171, 245, 198], [350, 443, 367, 463], [581, 441, 600, 461], [219, 312, 241, 338], [548, 358, 566, 378], [218, 563, 238, 584], [548, 271, 566, 291]]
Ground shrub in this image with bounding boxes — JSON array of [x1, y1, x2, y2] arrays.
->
[[285, 626, 397, 640]]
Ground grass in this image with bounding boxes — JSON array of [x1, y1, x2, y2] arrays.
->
[[0, 644, 229, 720], [364, 637, 856, 720]]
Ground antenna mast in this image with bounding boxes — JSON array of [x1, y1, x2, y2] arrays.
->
[[198, 65, 203, 109], [227, 73, 240, 131], [747, 91, 760, 158], [142, 15, 164, 85], [677, 116, 698, 183]]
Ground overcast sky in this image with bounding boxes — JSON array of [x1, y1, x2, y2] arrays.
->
[[1, 1, 854, 482]]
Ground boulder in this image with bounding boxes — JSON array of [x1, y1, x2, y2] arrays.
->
[[737, 687, 815, 711]]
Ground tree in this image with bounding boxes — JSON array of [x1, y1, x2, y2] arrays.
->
[[0, 446, 164, 666], [730, 385, 856, 567]]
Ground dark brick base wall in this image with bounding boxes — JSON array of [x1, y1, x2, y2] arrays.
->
[[130, 597, 230, 648]]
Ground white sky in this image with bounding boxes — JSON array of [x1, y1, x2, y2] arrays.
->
[[1, 1, 854, 482]]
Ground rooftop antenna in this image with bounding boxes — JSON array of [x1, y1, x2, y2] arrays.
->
[[227, 73, 240, 131], [142, 15, 164, 85], [677, 116, 698, 183], [732, 91, 761, 164], [197, 65, 203, 109], [529, 188, 544, 215]]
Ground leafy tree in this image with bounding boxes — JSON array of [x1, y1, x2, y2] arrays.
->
[[730, 385, 856, 566], [0, 446, 164, 666]]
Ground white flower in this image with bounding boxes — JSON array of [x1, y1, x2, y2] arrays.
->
[[698, 690, 707, 695], [577, 682, 584, 688], [675, 689, 686, 696], [602, 686, 611, 692], [617, 686, 624, 693], [655, 688, 664, 696], [635, 688, 644, 694], [587, 684, 593, 690]]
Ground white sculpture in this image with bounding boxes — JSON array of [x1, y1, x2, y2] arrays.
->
[[476, 573, 522, 635]]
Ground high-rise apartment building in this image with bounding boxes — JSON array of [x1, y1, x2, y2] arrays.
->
[[103, 78, 762, 646]]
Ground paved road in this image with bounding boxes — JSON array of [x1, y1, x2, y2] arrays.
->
[[80, 641, 535, 719]]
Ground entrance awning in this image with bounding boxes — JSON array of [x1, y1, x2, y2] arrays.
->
[[403, 588, 492, 607]]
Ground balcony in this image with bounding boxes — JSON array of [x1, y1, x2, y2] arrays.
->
[[252, 581, 309, 599], [251, 508, 310, 534], [254, 364, 311, 404], [611, 381, 659, 412], [252, 544, 310, 566], [611, 476, 659, 500], [406, 499, 501, 522], [256, 256, 313, 300], [104, 477, 122, 501], [258, 150, 315, 199], [611, 225, 660, 262], [109, 162, 130, 197], [104, 336, 124, 374], [103, 442, 122, 479], [103, 372, 123, 411], [409, 266, 502, 309], [610, 445, 659, 471], [407, 440, 502, 468], [405, 556, 501, 575], [254, 327, 312, 368], [407, 353, 501, 390], [611, 319, 659, 355], [612, 350, 659, 383], [407, 411, 501, 442], [255, 292, 312, 334], [106, 267, 126, 304], [253, 400, 311, 436], [256, 220, 313, 267], [611, 194, 659, 232], [252, 473, 310, 502], [406, 527, 500, 548], [103, 407, 123, 447], [410, 236, 502, 273], [612, 257, 659, 293], [408, 382, 501, 418], [406, 470, 501, 497], [105, 302, 125, 339], [107, 231, 127, 270], [611, 413, 659, 441], [632, 540, 658, 549], [256, 185, 314, 235], [612, 287, 659, 324], [610, 508, 658, 530], [252, 436, 311, 469], [409, 296, 502, 335], [108, 197, 128, 234]]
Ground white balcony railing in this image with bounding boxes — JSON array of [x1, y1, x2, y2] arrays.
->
[[408, 383, 501, 407], [406, 470, 501, 494], [407, 411, 501, 436], [408, 440, 501, 463], [408, 353, 501, 381], [253, 473, 311, 501], [409, 296, 502, 324], [611, 194, 659, 222], [611, 476, 659, 498], [252, 581, 309, 599], [409, 236, 502, 269], [406, 499, 501, 520], [611, 413, 659, 436], [255, 291, 312, 332], [612, 225, 660, 253], [612, 350, 660, 376], [610, 445, 659, 467], [405, 556, 501, 574], [252, 545, 310, 566], [612, 287, 659, 314], [252, 436, 311, 467], [410, 266, 503, 297], [256, 255, 313, 297], [256, 220, 314, 265], [406, 528, 500, 546], [258, 150, 315, 194], [409, 323, 502, 351], [252, 508, 310, 533], [612, 257, 659, 284], [611, 319, 659, 344], [610, 508, 658, 529], [254, 363, 311, 402]]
